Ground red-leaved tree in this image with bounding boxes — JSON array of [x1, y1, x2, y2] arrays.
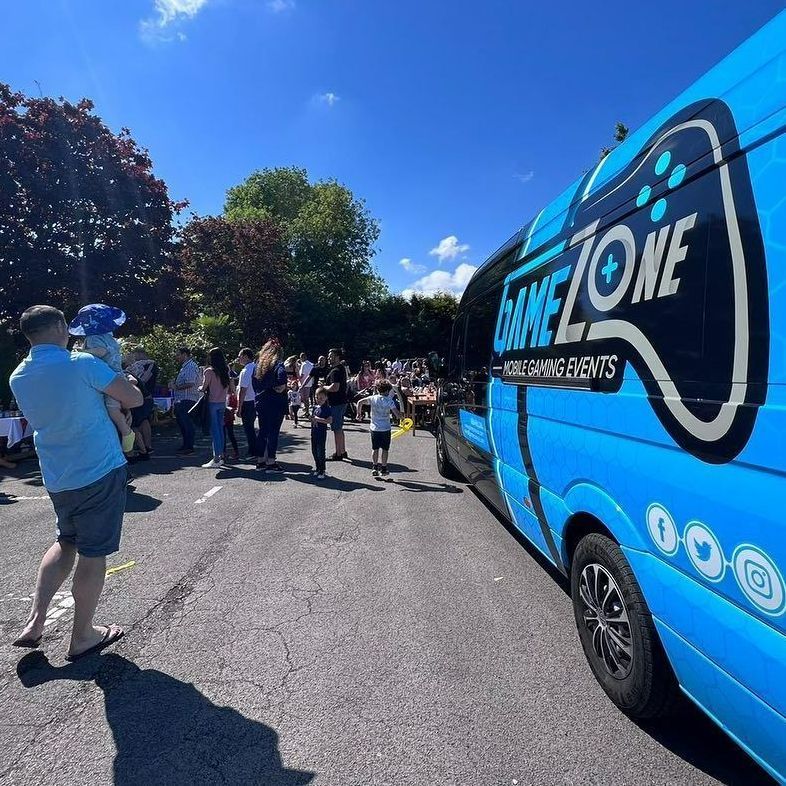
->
[[0, 83, 186, 331], [178, 215, 294, 345]]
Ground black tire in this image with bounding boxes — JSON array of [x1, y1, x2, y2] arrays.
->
[[571, 532, 678, 719], [435, 422, 462, 481]]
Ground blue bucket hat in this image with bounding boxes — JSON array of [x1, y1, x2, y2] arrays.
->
[[68, 304, 127, 337]]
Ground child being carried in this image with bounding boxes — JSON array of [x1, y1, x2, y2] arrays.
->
[[68, 303, 136, 455]]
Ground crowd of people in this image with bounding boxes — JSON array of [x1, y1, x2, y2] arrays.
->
[[21, 304, 439, 478], [6, 302, 439, 661], [168, 342, 438, 476]]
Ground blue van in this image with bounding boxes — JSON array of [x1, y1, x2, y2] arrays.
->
[[434, 10, 786, 783]]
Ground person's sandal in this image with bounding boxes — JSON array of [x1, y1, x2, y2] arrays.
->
[[65, 624, 124, 662]]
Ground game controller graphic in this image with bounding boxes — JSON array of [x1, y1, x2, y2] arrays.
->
[[571, 100, 770, 463], [495, 99, 769, 464]]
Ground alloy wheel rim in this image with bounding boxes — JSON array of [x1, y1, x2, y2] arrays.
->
[[578, 563, 634, 679]]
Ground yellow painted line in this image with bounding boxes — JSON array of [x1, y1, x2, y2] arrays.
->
[[106, 560, 136, 577]]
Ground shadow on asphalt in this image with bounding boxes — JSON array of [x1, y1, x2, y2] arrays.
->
[[125, 488, 162, 513], [0, 459, 45, 504], [388, 479, 463, 494], [16, 652, 315, 785], [468, 487, 776, 786], [350, 459, 417, 473], [636, 700, 776, 785], [212, 462, 387, 492]]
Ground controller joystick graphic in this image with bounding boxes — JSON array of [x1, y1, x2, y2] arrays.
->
[[495, 100, 769, 464], [571, 100, 769, 463]]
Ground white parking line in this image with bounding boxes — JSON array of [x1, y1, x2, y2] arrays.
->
[[5, 495, 48, 501], [43, 591, 74, 628], [195, 486, 223, 505]]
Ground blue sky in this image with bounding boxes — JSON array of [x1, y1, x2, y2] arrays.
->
[[2, 0, 784, 297]]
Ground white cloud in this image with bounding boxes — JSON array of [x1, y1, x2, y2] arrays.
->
[[140, 0, 208, 41], [401, 262, 478, 299], [267, 0, 295, 11], [429, 235, 470, 264], [317, 92, 340, 107], [515, 170, 535, 184], [399, 258, 426, 274]]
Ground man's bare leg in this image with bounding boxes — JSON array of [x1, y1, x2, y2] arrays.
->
[[68, 554, 110, 657], [15, 541, 76, 643]]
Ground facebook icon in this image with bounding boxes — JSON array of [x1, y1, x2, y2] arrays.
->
[[647, 503, 679, 556]]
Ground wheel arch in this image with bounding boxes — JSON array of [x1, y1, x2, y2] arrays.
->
[[558, 482, 651, 570], [562, 512, 616, 571]]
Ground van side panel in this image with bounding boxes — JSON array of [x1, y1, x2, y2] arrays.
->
[[446, 12, 786, 782], [656, 622, 786, 785]]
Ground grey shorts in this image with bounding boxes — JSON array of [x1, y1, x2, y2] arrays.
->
[[330, 404, 347, 432], [50, 465, 128, 557]]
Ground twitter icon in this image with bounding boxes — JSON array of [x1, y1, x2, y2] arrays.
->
[[685, 522, 725, 582], [694, 539, 713, 562]]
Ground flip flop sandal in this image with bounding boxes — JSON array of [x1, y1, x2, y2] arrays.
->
[[65, 625, 124, 662], [12, 635, 42, 649]]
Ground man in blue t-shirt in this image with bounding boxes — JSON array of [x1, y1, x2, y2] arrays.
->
[[9, 305, 142, 660]]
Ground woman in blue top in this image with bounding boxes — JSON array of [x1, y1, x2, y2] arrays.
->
[[252, 339, 288, 472]]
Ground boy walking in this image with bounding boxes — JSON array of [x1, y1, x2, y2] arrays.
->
[[310, 387, 333, 479], [356, 379, 400, 478]]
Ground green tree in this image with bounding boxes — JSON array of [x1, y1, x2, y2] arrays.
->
[[0, 83, 186, 332], [407, 292, 458, 357], [121, 324, 190, 386], [224, 167, 382, 353], [336, 292, 458, 367], [189, 314, 243, 356], [599, 120, 630, 160], [122, 314, 244, 385]]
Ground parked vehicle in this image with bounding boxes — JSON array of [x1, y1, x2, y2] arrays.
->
[[435, 11, 786, 783]]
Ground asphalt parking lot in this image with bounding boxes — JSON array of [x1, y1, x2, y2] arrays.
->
[[0, 420, 775, 785]]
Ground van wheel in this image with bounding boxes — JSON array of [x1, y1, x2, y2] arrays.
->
[[435, 423, 462, 480], [571, 533, 678, 719]]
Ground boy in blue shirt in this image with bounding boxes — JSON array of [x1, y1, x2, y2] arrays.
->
[[310, 386, 333, 479]]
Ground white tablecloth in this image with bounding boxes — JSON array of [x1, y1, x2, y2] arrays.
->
[[0, 417, 33, 448], [153, 397, 174, 412]]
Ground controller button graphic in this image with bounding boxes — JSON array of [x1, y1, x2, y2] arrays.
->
[[636, 185, 651, 208], [655, 150, 672, 175], [601, 254, 618, 284], [633, 149, 688, 224], [668, 163, 687, 188], [651, 198, 667, 222]]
